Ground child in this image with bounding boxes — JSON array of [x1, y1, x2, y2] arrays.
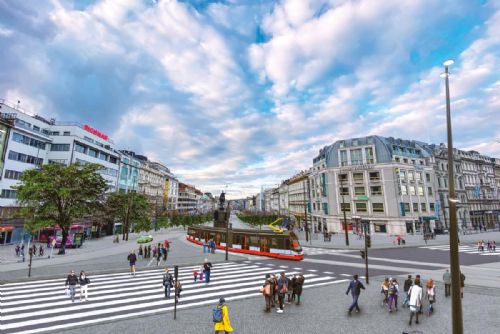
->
[[194, 269, 198, 282], [199, 266, 204, 281]]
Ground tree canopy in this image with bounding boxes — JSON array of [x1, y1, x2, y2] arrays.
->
[[105, 192, 151, 240], [14, 163, 109, 254]]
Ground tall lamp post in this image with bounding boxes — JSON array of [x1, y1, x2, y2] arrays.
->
[[442, 59, 463, 334]]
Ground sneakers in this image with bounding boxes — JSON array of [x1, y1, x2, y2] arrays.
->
[[277, 309, 283, 313]]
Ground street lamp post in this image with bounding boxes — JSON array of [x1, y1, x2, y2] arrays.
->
[[442, 59, 463, 334]]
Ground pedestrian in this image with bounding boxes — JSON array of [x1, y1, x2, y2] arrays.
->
[[213, 297, 233, 333], [203, 258, 213, 284], [202, 239, 207, 253], [287, 274, 295, 304], [276, 272, 288, 313], [15, 244, 20, 257], [261, 274, 272, 312], [442, 269, 451, 297], [415, 274, 423, 314], [460, 272, 465, 298], [147, 245, 151, 258], [199, 266, 204, 281], [65, 270, 78, 303], [127, 250, 137, 277], [477, 241, 482, 252], [194, 268, 198, 282], [397, 235, 401, 246], [493, 241, 496, 252], [269, 274, 276, 308], [388, 278, 399, 312], [408, 277, 423, 326], [175, 279, 182, 302], [79, 271, 90, 301], [380, 277, 390, 306], [156, 247, 162, 266], [39, 245, 44, 257], [138, 245, 143, 260], [162, 246, 168, 262], [402, 275, 412, 307], [211, 239, 216, 253], [152, 245, 157, 258], [32, 244, 37, 256], [163, 268, 173, 299], [426, 278, 436, 315], [346, 274, 365, 315], [294, 273, 305, 305]]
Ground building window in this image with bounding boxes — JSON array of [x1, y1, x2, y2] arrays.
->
[[355, 202, 367, 212], [51, 131, 60, 136], [427, 187, 433, 195], [429, 203, 435, 211], [365, 147, 374, 164], [416, 172, 422, 181], [109, 156, 118, 164], [12, 132, 46, 150], [50, 144, 70, 151], [408, 172, 414, 181], [425, 173, 431, 182], [338, 173, 348, 184], [84, 136, 94, 143], [400, 170, 406, 180], [409, 185, 416, 195], [401, 185, 408, 195], [421, 203, 427, 212], [322, 203, 329, 215], [353, 172, 364, 184], [418, 186, 424, 196], [395, 157, 400, 162], [74, 143, 86, 154], [350, 149, 363, 165], [0, 189, 17, 199], [369, 171, 380, 181], [48, 159, 67, 166], [354, 186, 366, 196], [8, 151, 43, 165], [413, 203, 419, 212], [4, 170, 22, 180], [88, 148, 98, 158], [370, 186, 382, 196], [372, 203, 384, 213], [403, 203, 410, 212], [63, 131, 71, 136], [339, 187, 349, 196], [33, 125, 40, 131], [403, 158, 408, 163], [438, 177, 442, 187], [99, 152, 108, 161], [341, 203, 351, 212], [340, 150, 348, 166]]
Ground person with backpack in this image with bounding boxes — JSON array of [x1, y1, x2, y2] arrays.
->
[[294, 273, 305, 305], [261, 274, 272, 312], [276, 272, 288, 313], [163, 268, 174, 299], [79, 271, 90, 301], [380, 277, 390, 306], [408, 277, 423, 326], [388, 278, 399, 312], [426, 278, 436, 315], [127, 251, 137, 277], [213, 297, 233, 333], [346, 274, 365, 315], [402, 275, 413, 307]]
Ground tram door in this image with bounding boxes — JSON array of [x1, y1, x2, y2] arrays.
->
[[260, 236, 270, 253], [242, 236, 249, 250]]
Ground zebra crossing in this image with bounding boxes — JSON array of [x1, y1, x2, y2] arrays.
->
[[419, 244, 499, 255], [302, 247, 354, 256], [0, 262, 347, 334]]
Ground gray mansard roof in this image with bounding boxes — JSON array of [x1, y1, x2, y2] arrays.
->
[[313, 135, 432, 168]]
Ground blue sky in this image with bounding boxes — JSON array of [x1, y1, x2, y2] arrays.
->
[[1, 0, 499, 198]]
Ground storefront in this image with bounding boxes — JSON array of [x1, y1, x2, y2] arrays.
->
[[0, 220, 24, 245], [0, 225, 13, 245]]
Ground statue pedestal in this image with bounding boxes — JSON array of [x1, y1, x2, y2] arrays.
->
[[214, 208, 229, 228]]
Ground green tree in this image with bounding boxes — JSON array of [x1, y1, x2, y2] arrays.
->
[[106, 192, 151, 241], [15, 163, 108, 254]]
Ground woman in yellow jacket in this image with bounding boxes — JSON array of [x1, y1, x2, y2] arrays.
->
[[214, 297, 233, 333]]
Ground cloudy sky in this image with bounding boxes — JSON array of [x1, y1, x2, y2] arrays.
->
[[1, 0, 499, 198]]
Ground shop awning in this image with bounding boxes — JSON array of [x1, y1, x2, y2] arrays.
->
[[0, 225, 14, 232]]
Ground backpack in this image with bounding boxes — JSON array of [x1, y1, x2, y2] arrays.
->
[[388, 284, 396, 296], [212, 306, 223, 323], [280, 278, 288, 294]]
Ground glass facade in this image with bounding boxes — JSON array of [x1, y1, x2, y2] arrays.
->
[[118, 156, 140, 192]]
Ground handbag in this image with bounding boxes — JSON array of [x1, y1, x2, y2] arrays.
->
[[65, 288, 70, 296]]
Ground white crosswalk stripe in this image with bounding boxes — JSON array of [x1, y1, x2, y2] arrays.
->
[[419, 244, 499, 256], [0, 262, 346, 334], [302, 247, 354, 256]]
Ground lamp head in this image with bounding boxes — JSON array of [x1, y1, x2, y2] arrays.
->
[[443, 59, 454, 66]]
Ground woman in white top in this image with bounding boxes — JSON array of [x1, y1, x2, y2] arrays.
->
[[408, 278, 423, 326]]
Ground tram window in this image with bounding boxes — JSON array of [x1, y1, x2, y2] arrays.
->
[[249, 235, 260, 247], [233, 235, 240, 245], [271, 238, 278, 248], [285, 238, 290, 250]]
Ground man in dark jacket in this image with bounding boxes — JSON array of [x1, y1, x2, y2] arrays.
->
[[65, 270, 78, 302], [293, 274, 305, 305], [346, 274, 365, 314], [276, 272, 288, 313], [163, 268, 174, 299], [127, 251, 137, 277], [403, 275, 413, 307]]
